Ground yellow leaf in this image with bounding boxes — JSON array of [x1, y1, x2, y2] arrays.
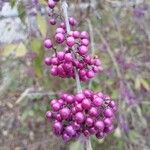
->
[[37, 14, 47, 37], [1, 43, 27, 57], [140, 78, 150, 91], [135, 77, 141, 90], [39, 0, 47, 5]]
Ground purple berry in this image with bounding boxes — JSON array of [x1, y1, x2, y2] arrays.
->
[[52, 102, 61, 111], [65, 125, 76, 137], [86, 117, 94, 127], [75, 93, 85, 103], [55, 33, 65, 43], [93, 97, 103, 107], [60, 108, 70, 119], [95, 120, 104, 131], [44, 57, 51, 65], [89, 107, 98, 117], [80, 31, 89, 39], [82, 98, 91, 109], [66, 36, 75, 47], [78, 45, 88, 55], [81, 39, 89, 46], [64, 53, 73, 62], [73, 31, 80, 38], [52, 122, 63, 135], [49, 18, 56, 25], [104, 118, 112, 127], [56, 27, 65, 34], [75, 112, 85, 124], [104, 108, 113, 118], [44, 39, 53, 49], [48, 0, 56, 9], [46, 111, 52, 119], [96, 132, 105, 139], [69, 17, 77, 26]]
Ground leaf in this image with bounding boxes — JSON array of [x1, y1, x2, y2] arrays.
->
[[31, 39, 43, 55], [10, 0, 16, 7], [140, 78, 150, 91], [30, 38, 44, 78], [37, 14, 47, 37], [17, 1, 26, 23], [135, 76, 150, 91], [39, 0, 47, 5], [1, 43, 27, 57]]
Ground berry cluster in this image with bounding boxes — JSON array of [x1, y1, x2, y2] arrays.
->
[[46, 89, 117, 142], [44, 0, 117, 142], [44, 1, 103, 81]]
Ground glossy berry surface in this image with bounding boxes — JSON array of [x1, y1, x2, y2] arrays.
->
[[46, 89, 117, 141]]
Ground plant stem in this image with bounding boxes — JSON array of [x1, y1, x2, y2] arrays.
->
[[61, 1, 92, 150], [61, 0, 82, 93]]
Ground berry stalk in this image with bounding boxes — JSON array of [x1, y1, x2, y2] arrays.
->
[[61, 0, 82, 93], [61, 1, 92, 149]]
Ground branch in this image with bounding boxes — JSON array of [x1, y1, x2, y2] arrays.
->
[[61, 0, 82, 93]]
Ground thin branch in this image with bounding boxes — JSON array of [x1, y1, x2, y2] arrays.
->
[[61, 0, 82, 93], [97, 29, 122, 78]]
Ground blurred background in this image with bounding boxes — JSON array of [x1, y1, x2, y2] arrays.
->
[[0, 0, 150, 150]]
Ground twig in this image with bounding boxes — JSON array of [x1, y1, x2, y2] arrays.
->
[[97, 29, 122, 78], [61, 0, 82, 93]]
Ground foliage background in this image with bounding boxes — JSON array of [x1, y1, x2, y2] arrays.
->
[[0, 0, 150, 150]]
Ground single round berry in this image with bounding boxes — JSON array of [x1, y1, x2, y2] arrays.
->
[[73, 31, 80, 38], [52, 122, 63, 135], [82, 98, 91, 109], [69, 17, 77, 26], [60, 108, 70, 119], [56, 27, 65, 34], [104, 108, 113, 118], [66, 36, 75, 47], [78, 45, 88, 55], [75, 112, 85, 124], [96, 132, 105, 139], [89, 107, 98, 117], [85, 117, 94, 127], [64, 53, 73, 62], [81, 39, 89, 46], [55, 33, 65, 43], [46, 111, 52, 119], [48, 0, 56, 9], [104, 118, 112, 127], [80, 31, 89, 39], [87, 70, 95, 78], [65, 125, 76, 137], [95, 120, 104, 131], [44, 39, 53, 49], [57, 51, 65, 61], [75, 93, 85, 103], [52, 102, 61, 111], [93, 97, 103, 107], [49, 18, 56, 25], [44, 57, 51, 65]]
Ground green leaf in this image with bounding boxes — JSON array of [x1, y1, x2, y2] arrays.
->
[[1, 43, 27, 57], [10, 0, 16, 8], [17, 1, 26, 23], [37, 14, 47, 37]]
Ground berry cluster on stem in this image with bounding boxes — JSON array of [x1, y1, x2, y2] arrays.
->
[[44, 0, 117, 145]]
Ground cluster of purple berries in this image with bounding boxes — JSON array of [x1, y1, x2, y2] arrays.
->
[[44, 1, 103, 81], [45, 0, 117, 142], [46, 89, 117, 142]]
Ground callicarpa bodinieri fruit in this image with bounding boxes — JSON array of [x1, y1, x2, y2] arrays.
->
[[44, 0, 117, 143], [46, 89, 117, 141]]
